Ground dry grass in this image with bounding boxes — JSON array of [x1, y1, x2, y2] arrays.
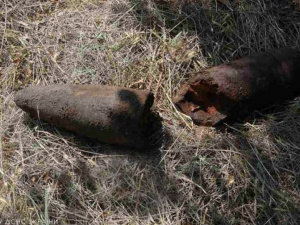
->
[[1, 0, 300, 224]]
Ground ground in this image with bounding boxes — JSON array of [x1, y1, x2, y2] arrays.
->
[[1, 0, 300, 224]]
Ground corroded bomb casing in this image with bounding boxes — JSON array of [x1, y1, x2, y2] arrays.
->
[[15, 85, 154, 148], [174, 48, 300, 126]]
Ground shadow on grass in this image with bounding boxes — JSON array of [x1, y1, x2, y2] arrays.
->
[[23, 115, 182, 222], [218, 107, 300, 224], [21, 104, 300, 224], [130, 0, 300, 63]]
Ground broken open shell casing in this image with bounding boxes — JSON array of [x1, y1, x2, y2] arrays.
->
[[14, 85, 154, 148], [173, 48, 300, 126]]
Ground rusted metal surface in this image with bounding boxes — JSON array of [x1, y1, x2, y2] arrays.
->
[[174, 48, 300, 126], [15, 85, 155, 148]]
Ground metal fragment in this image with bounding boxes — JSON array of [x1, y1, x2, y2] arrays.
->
[[173, 48, 300, 126], [15, 85, 155, 148]]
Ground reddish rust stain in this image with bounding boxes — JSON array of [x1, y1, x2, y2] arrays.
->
[[174, 48, 300, 126], [280, 61, 292, 75], [207, 106, 218, 115], [65, 107, 77, 117]]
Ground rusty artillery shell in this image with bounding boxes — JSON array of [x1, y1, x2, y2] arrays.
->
[[15, 85, 154, 148], [174, 48, 300, 126]]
